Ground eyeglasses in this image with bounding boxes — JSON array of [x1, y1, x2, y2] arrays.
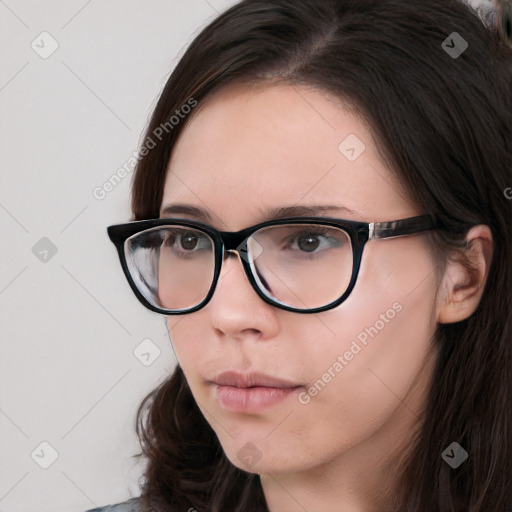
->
[[107, 215, 440, 315]]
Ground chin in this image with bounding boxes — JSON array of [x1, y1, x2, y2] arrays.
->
[[228, 455, 290, 476], [219, 439, 311, 476]]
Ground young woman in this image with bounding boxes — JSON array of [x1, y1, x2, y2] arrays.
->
[[88, 0, 512, 510]]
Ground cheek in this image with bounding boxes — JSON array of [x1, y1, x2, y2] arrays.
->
[[330, 236, 437, 388], [278, 242, 436, 416], [165, 316, 207, 378], [256, 296, 436, 470]]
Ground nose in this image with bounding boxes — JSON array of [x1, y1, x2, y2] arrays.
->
[[207, 248, 280, 340]]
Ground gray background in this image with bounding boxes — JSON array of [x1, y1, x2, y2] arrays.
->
[[0, 0, 491, 511], [0, 1, 237, 511]]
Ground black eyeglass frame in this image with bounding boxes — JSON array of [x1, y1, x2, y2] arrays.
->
[[107, 214, 440, 315]]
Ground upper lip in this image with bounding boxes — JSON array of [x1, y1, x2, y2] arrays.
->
[[210, 371, 300, 389]]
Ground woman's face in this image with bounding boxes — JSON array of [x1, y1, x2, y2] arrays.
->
[[160, 83, 440, 478]]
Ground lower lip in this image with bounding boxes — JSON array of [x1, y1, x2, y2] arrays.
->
[[211, 384, 301, 413]]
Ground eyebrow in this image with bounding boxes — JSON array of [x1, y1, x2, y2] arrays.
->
[[160, 203, 356, 222]]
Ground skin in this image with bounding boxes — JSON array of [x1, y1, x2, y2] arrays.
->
[[159, 83, 492, 512]]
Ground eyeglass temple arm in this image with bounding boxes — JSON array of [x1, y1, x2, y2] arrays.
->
[[369, 216, 438, 240]]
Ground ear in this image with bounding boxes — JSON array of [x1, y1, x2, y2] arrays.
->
[[437, 225, 493, 324]]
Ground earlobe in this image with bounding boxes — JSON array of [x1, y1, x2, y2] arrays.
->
[[437, 225, 493, 324]]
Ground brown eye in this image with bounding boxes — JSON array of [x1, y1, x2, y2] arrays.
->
[[297, 234, 320, 252], [180, 232, 199, 251]]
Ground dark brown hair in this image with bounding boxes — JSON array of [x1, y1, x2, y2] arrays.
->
[[128, 1, 512, 510]]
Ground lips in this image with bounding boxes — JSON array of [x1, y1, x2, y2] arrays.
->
[[209, 371, 302, 413], [211, 371, 300, 389]]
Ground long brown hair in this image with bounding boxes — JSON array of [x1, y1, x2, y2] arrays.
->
[[127, 1, 512, 510]]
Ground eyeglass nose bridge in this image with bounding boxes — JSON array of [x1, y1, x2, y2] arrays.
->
[[223, 243, 252, 265], [218, 242, 272, 305], [218, 233, 263, 284], [218, 230, 256, 263], [224, 247, 242, 259]]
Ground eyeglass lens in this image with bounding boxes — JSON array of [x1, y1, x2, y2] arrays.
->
[[124, 223, 353, 311]]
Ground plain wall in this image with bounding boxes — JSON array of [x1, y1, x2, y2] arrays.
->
[[0, 0, 493, 511], [0, 1, 237, 511]]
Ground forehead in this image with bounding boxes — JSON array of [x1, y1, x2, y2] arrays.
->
[[161, 83, 416, 230]]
